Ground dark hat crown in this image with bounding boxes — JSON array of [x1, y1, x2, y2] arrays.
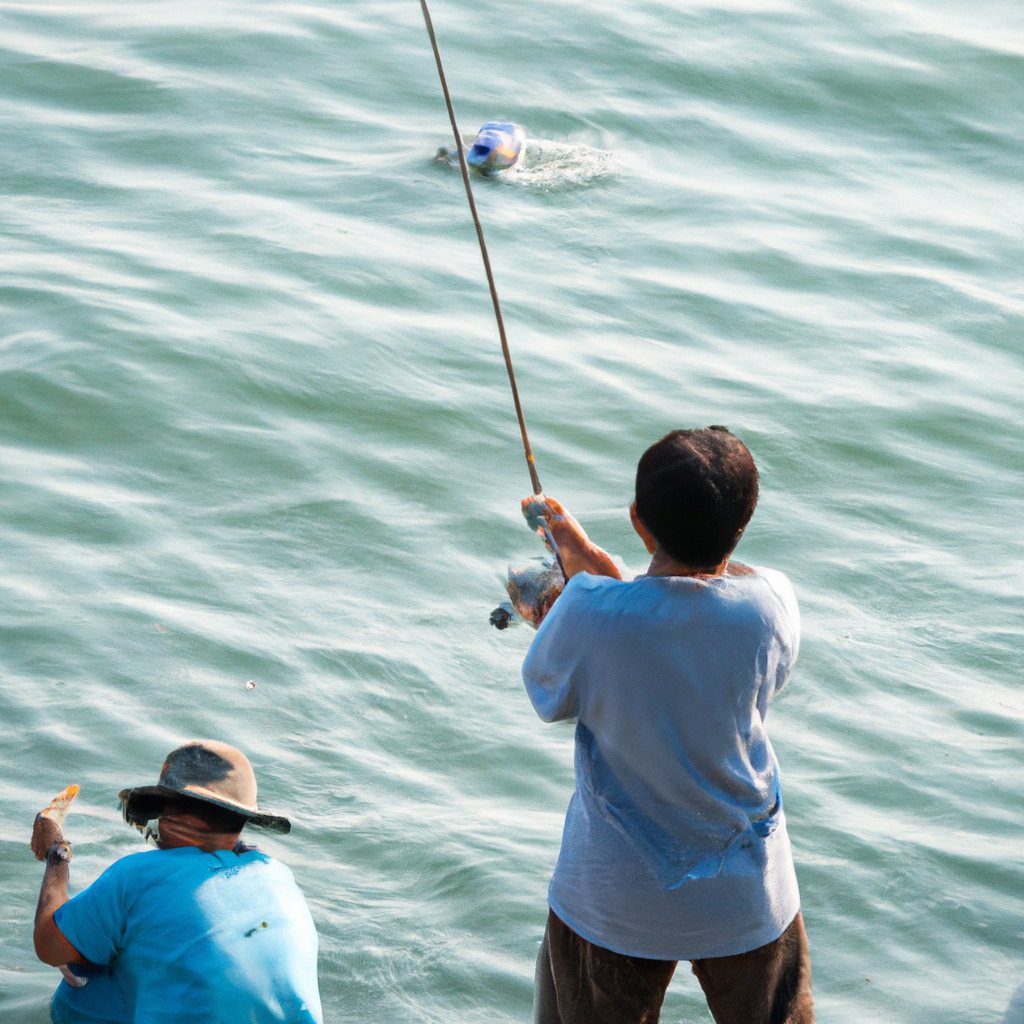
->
[[159, 741, 258, 811], [119, 739, 290, 835]]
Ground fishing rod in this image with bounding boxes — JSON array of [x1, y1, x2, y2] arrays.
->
[[419, 0, 543, 497]]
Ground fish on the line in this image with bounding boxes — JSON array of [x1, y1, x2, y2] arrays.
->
[[491, 497, 566, 629]]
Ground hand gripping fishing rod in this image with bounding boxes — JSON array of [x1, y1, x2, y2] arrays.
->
[[419, 0, 543, 497]]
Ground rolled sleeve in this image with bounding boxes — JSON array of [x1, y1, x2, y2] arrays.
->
[[521, 576, 594, 722], [754, 567, 801, 697], [53, 857, 132, 966]]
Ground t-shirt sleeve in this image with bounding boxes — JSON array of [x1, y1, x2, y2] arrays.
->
[[759, 568, 801, 696], [53, 857, 132, 966], [521, 575, 595, 722]]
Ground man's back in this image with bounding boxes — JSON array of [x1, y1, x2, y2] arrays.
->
[[522, 566, 802, 960], [51, 846, 321, 1024]]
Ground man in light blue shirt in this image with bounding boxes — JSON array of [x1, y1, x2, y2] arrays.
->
[[521, 427, 815, 1024], [31, 740, 322, 1024]]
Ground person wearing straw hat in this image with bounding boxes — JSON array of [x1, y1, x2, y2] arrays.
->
[[31, 740, 322, 1024]]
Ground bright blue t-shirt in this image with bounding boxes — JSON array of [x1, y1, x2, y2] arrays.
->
[[50, 846, 322, 1024]]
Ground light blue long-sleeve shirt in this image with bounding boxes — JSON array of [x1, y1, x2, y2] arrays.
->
[[522, 567, 802, 960]]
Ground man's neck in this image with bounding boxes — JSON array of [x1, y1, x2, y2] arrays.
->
[[646, 548, 728, 579], [156, 814, 241, 853]]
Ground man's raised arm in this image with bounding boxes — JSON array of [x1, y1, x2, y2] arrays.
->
[[31, 812, 85, 969], [532, 496, 622, 580]]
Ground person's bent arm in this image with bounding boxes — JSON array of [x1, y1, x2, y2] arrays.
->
[[32, 815, 85, 967], [531, 496, 622, 580]]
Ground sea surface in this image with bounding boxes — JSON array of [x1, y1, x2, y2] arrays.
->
[[1, 1, 1022, 1021]]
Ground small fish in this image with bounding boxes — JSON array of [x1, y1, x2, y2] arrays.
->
[[491, 497, 565, 629], [504, 560, 565, 627], [40, 785, 80, 830]]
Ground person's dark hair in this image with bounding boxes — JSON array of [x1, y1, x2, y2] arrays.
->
[[161, 796, 248, 834], [634, 426, 758, 569]]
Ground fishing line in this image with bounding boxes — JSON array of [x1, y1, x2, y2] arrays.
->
[[419, 0, 543, 496]]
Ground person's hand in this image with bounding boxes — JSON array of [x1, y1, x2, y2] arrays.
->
[[59, 965, 88, 987], [525, 496, 622, 580], [31, 814, 65, 862]]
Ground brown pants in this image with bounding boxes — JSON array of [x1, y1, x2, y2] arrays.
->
[[534, 909, 815, 1024]]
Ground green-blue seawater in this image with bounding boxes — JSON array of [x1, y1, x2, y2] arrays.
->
[[2, 1, 1022, 1020]]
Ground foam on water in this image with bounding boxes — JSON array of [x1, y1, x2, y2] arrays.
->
[[503, 140, 614, 189], [436, 134, 614, 189]]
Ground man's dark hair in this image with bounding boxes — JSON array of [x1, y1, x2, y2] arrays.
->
[[634, 426, 759, 570]]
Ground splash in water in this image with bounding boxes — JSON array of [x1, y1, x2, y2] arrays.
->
[[505, 138, 613, 189], [436, 132, 612, 189]]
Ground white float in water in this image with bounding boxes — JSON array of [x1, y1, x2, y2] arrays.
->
[[464, 122, 526, 173]]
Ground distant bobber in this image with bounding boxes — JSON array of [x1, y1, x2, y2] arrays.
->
[[465, 122, 526, 172]]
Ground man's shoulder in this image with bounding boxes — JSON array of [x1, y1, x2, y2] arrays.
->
[[87, 848, 304, 923], [744, 563, 795, 594], [556, 565, 798, 629], [742, 565, 799, 621], [58, 850, 163, 924], [88, 846, 164, 883], [545, 572, 633, 624], [207, 848, 304, 894], [562, 571, 640, 602], [98, 846, 282, 883]]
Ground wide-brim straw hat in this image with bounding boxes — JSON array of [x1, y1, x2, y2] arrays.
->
[[119, 740, 291, 835]]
